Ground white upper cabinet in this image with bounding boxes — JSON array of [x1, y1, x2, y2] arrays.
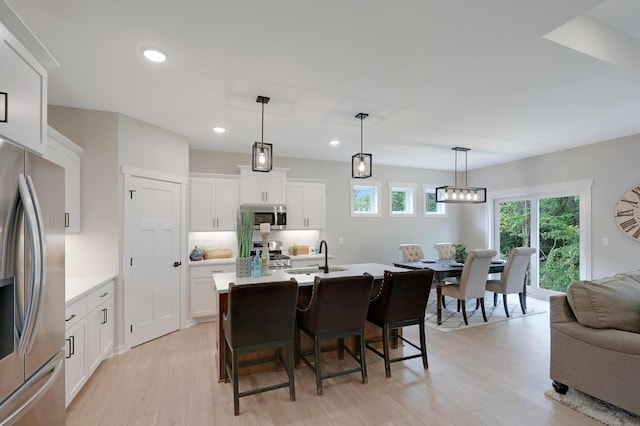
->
[[190, 176, 239, 231], [286, 182, 326, 229], [45, 127, 84, 234], [0, 8, 57, 156], [239, 168, 287, 205]]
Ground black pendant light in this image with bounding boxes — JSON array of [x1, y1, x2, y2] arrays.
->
[[352, 112, 372, 178], [252, 95, 272, 172], [435, 147, 487, 203]]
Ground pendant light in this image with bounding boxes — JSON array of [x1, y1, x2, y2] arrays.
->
[[435, 147, 487, 203], [352, 112, 372, 178], [252, 95, 272, 172]]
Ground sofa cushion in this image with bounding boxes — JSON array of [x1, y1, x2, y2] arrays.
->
[[566, 277, 640, 333], [616, 270, 640, 285]]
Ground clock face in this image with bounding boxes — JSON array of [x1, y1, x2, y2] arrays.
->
[[615, 185, 640, 240]]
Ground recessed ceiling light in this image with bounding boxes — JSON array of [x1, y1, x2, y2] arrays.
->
[[142, 47, 167, 63], [212, 126, 226, 134], [329, 139, 340, 146]]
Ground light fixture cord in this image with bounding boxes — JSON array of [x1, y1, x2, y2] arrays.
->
[[465, 149, 468, 187], [454, 148, 458, 187], [261, 102, 265, 142], [360, 116, 364, 155]]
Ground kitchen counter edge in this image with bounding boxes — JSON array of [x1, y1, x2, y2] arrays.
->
[[66, 274, 117, 304]]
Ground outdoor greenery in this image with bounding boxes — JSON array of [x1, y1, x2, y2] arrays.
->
[[425, 192, 437, 213], [353, 188, 371, 212], [499, 196, 580, 292], [391, 191, 406, 212]]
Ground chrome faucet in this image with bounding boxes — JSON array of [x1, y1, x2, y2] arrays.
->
[[318, 240, 329, 273]]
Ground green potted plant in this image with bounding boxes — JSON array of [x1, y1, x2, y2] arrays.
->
[[235, 208, 254, 277], [291, 244, 299, 256], [454, 243, 468, 263]]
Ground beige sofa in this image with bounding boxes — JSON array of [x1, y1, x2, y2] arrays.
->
[[549, 270, 640, 415]]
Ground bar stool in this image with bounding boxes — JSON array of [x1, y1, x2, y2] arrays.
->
[[365, 269, 434, 377], [223, 279, 299, 416], [295, 273, 374, 396]]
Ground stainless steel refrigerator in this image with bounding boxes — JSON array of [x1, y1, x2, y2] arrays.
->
[[0, 140, 66, 425]]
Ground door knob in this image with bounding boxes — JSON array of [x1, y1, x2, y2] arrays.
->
[[173, 261, 182, 267]]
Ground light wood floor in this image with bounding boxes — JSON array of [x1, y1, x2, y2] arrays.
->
[[65, 298, 600, 425]]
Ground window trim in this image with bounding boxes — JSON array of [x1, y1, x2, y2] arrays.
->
[[423, 184, 447, 217], [388, 182, 416, 217], [351, 180, 382, 217]]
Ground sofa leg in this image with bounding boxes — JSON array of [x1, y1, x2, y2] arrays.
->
[[552, 380, 569, 395]]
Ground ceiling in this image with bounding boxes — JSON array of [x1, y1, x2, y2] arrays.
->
[[7, 0, 640, 171]]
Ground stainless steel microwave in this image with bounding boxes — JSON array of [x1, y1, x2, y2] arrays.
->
[[243, 205, 287, 230]]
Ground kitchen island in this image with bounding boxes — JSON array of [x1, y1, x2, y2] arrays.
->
[[213, 263, 406, 381]]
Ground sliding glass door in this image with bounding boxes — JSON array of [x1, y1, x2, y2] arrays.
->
[[493, 182, 591, 298]]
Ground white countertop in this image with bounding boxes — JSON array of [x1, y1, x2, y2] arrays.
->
[[212, 263, 405, 293], [189, 258, 236, 267], [66, 274, 117, 304]]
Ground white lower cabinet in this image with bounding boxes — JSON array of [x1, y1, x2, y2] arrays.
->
[[190, 263, 235, 318], [64, 319, 87, 406], [64, 278, 115, 407]]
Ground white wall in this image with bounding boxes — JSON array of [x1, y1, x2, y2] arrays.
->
[[48, 106, 119, 276], [461, 135, 640, 278]]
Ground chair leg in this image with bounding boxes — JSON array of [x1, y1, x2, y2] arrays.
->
[[359, 331, 368, 384], [479, 298, 487, 322], [503, 294, 510, 317], [461, 301, 468, 325], [441, 295, 447, 308], [493, 292, 498, 306], [475, 299, 480, 309], [419, 320, 428, 369], [457, 299, 461, 312], [314, 335, 323, 396], [392, 329, 399, 349], [519, 292, 527, 314], [382, 323, 391, 378], [338, 338, 345, 360], [287, 342, 296, 401], [232, 350, 240, 416], [294, 326, 301, 368]]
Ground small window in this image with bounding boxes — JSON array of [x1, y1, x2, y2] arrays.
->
[[423, 184, 447, 217], [351, 181, 381, 217], [388, 182, 416, 217]]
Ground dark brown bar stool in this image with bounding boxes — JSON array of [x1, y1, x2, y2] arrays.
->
[[365, 269, 434, 377], [223, 279, 299, 416], [295, 273, 374, 396]]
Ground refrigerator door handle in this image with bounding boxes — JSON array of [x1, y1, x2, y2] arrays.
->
[[24, 175, 47, 354], [0, 349, 64, 425], [16, 174, 43, 359]]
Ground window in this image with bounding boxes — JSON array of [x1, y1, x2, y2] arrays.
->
[[490, 179, 592, 298], [423, 184, 447, 217], [388, 182, 416, 217], [351, 181, 381, 217]]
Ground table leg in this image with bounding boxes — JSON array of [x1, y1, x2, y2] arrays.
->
[[436, 279, 444, 325]]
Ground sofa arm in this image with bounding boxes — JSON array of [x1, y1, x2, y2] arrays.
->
[[549, 295, 576, 324]]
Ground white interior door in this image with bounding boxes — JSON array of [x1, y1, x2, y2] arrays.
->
[[124, 176, 181, 348]]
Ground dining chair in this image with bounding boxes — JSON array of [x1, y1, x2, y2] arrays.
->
[[486, 247, 536, 316], [440, 249, 497, 325], [399, 244, 425, 262], [365, 269, 434, 377], [223, 279, 299, 416], [434, 243, 456, 260], [295, 273, 374, 396]]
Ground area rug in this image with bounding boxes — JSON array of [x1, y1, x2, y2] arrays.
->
[[545, 388, 640, 425], [424, 291, 545, 332]]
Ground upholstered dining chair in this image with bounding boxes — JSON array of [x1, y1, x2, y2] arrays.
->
[[366, 269, 434, 377], [399, 244, 425, 262], [486, 247, 536, 316], [223, 279, 299, 416], [434, 243, 456, 260], [295, 273, 374, 396], [440, 249, 497, 325]]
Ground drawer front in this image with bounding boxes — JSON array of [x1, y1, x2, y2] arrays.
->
[[88, 280, 115, 312], [190, 263, 234, 278], [65, 297, 87, 331]]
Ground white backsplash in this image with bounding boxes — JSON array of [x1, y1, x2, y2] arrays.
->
[[188, 229, 322, 257]]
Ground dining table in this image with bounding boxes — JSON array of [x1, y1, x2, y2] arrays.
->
[[393, 259, 508, 325]]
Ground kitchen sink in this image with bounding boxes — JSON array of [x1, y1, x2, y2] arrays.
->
[[284, 266, 349, 275]]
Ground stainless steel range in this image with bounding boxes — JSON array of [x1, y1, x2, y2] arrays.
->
[[250, 240, 292, 269]]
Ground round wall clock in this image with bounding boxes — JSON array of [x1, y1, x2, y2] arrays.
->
[[615, 185, 640, 240]]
